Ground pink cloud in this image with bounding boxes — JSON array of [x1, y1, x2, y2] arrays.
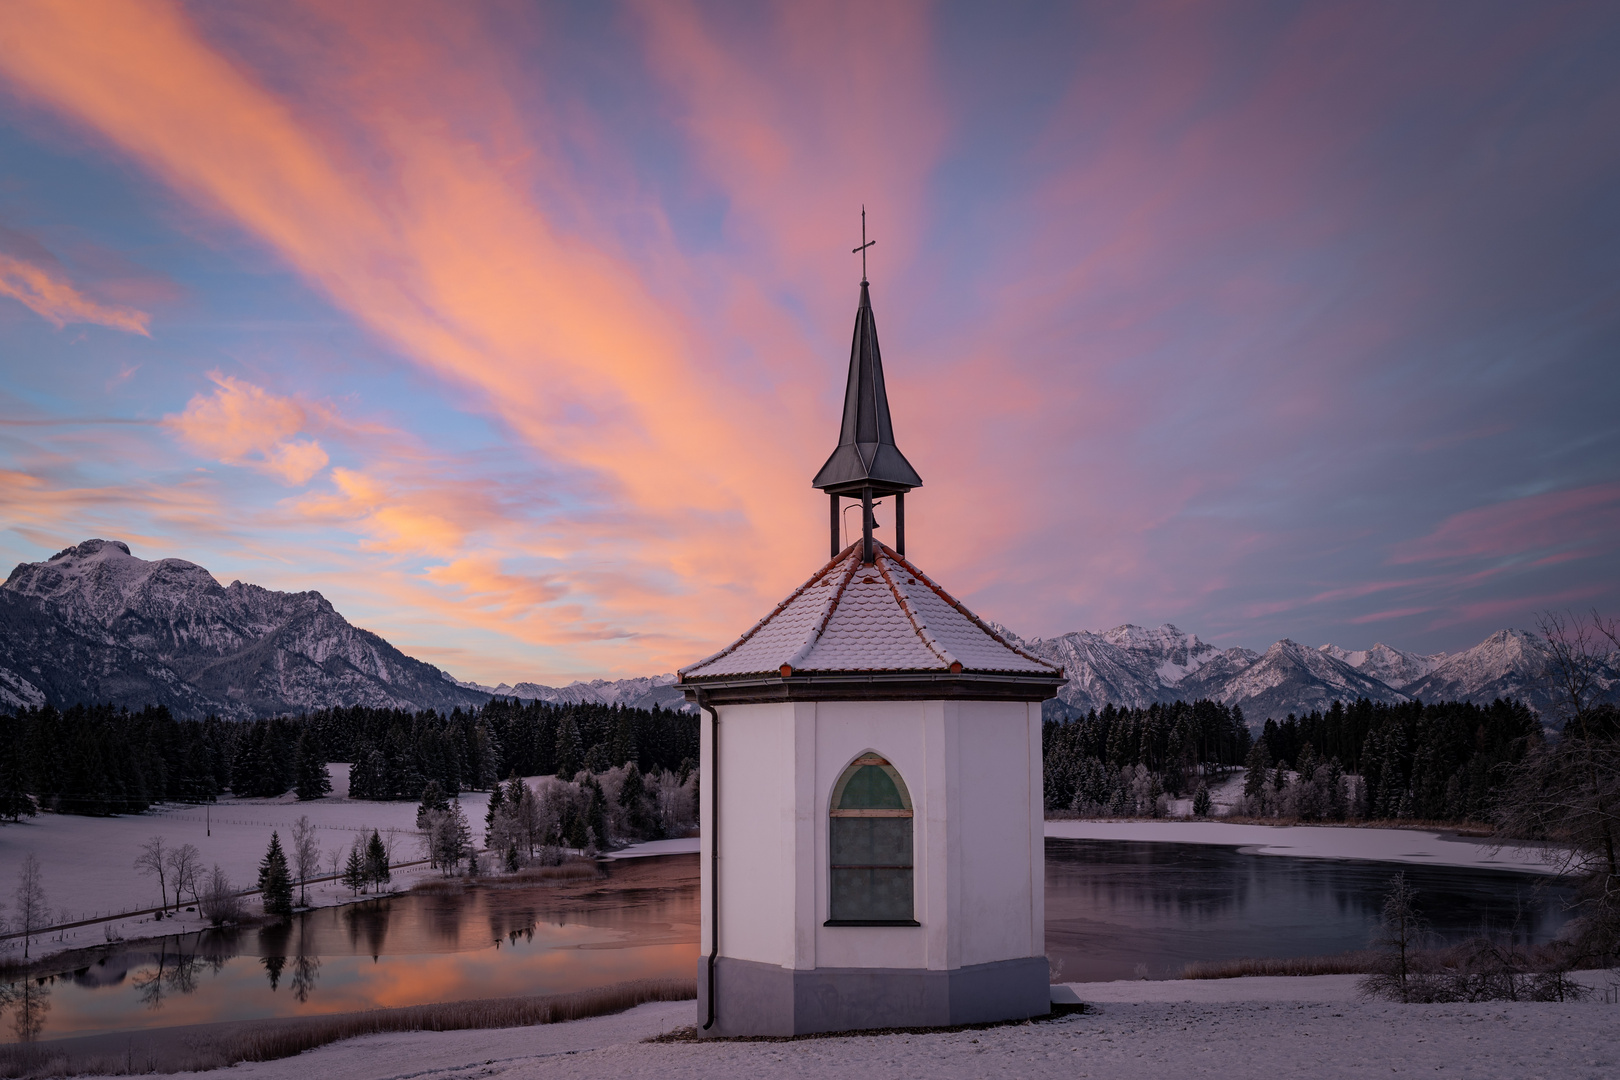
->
[[1392, 483, 1620, 565], [0, 251, 151, 335], [165, 374, 329, 485]]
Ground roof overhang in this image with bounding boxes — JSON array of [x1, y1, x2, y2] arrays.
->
[[681, 669, 1067, 705]]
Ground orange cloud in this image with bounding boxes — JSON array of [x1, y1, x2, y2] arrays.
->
[[0, 251, 151, 334], [0, 0, 920, 666], [165, 374, 329, 485]]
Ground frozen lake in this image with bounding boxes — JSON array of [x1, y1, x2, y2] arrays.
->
[[1045, 838, 1577, 982], [2, 841, 1577, 1042]]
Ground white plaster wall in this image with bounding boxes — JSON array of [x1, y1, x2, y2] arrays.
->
[[952, 699, 1041, 968], [703, 695, 1043, 976], [706, 701, 799, 968]]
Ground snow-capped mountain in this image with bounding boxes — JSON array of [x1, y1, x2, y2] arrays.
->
[[1, 539, 489, 718], [458, 673, 692, 712], [6, 540, 1614, 726], [1010, 623, 1403, 720], [1180, 638, 1408, 719], [1318, 642, 1445, 689], [1399, 629, 1606, 718], [1003, 621, 1616, 725]]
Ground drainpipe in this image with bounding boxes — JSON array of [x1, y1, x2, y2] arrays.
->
[[697, 687, 720, 1030]]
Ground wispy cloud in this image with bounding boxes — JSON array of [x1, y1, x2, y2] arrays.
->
[[1391, 484, 1620, 566], [0, 0, 1615, 674], [0, 252, 150, 335]]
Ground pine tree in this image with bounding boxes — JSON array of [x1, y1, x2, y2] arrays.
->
[[1192, 782, 1212, 817], [1243, 741, 1272, 799], [416, 779, 450, 829], [554, 715, 583, 780], [342, 845, 366, 895], [620, 763, 651, 836], [584, 774, 609, 849], [258, 832, 294, 917], [609, 710, 637, 770], [365, 829, 391, 887], [293, 731, 331, 801], [484, 779, 506, 834], [0, 713, 36, 822]]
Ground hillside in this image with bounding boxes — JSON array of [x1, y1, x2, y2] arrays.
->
[[1, 539, 489, 718]]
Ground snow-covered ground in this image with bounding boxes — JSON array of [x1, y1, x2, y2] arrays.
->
[[68, 977, 1620, 1080], [1045, 820, 1562, 874], [0, 765, 497, 960], [608, 837, 701, 859]]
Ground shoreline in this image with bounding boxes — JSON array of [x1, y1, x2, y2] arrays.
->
[[6, 973, 1617, 1080], [5, 818, 1564, 970]]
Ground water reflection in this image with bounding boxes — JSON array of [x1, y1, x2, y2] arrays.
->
[[3, 860, 700, 1043], [1, 979, 50, 1042], [1045, 839, 1577, 982]]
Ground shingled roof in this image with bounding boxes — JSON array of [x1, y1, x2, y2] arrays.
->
[[680, 541, 1062, 683]]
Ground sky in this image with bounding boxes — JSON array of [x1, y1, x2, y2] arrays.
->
[[1, 0, 1617, 686]]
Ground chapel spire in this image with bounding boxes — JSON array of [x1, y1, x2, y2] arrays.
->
[[812, 229, 922, 563]]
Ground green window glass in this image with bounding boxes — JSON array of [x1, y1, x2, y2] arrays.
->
[[828, 753, 916, 925]]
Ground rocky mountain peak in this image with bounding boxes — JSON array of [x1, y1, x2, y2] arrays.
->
[[1, 539, 488, 719]]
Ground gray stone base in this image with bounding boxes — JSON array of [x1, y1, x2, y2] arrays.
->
[[695, 955, 1050, 1037]]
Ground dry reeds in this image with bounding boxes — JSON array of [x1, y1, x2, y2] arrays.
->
[[1179, 951, 1380, 979], [508, 860, 605, 884], [0, 978, 694, 1078]]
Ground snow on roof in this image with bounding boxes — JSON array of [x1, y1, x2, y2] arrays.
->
[[680, 542, 1062, 680]]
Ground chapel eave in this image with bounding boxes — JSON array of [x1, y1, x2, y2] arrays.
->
[[680, 669, 1066, 706]]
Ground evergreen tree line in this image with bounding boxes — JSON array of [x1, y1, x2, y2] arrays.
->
[[1, 698, 699, 818], [1044, 696, 1541, 823], [1042, 699, 1253, 813]]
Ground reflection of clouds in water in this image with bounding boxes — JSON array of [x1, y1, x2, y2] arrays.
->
[[7, 873, 698, 1041]]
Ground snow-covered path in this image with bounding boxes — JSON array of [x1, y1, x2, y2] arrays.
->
[[1045, 820, 1561, 874], [68, 979, 1617, 1080]]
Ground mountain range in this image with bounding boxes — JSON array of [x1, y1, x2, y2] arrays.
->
[[3, 540, 1614, 723], [1, 539, 489, 719], [999, 622, 1617, 722]]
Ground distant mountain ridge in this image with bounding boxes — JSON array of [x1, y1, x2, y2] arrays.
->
[[5, 539, 1615, 724], [454, 673, 690, 712], [1, 539, 489, 719], [1001, 622, 1618, 722]]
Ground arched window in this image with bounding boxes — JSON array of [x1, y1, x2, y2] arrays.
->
[[827, 753, 917, 925]]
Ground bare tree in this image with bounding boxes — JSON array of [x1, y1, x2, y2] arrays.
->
[[165, 843, 202, 909], [134, 835, 170, 912], [291, 815, 322, 906], [1536, 610, 1617, 730], [1360, 871, 1426, 1002], [13, 852, 47, 959], [199, 864, 245, 926], [1496, 610, 1620, 963]]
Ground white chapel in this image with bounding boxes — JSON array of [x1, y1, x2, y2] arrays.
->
[[677, 268, 1067, 1036]]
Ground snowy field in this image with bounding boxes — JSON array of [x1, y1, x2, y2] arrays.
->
[[1044, 820, 1562, 874], [64, 977, 1620, 1080], [0, 765, 498, 959]]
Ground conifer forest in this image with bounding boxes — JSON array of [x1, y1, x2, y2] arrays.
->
[[0, 698, 698, 822], [1042, 696, 1541, 823]]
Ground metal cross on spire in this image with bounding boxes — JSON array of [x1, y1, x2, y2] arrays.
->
[[852, 205, 875, 283]]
